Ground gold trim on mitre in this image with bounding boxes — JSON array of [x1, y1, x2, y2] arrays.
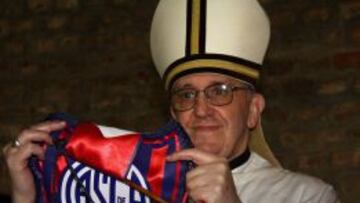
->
[[165, 58, 259, 90], [190, 0, 201, 55]]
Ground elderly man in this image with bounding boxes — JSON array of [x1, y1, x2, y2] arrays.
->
[[151, 1, 339, 202], [3, 0, 339, 202]]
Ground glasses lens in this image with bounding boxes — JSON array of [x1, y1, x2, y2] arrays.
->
[[206, 84, 232, 106], [172, 89, 196, 111]]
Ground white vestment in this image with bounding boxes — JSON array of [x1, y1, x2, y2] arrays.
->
[[232, 152, 339, 203]]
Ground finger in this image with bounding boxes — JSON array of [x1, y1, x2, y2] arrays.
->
[[18, 143, 46, 160], [188, 186, 213, 203], [8, 143, 46, 171], [2, 143, 13, 156], [189, 182, 228, 203], [18, 121, 66, 144], [18, 129, 54, 145], [186, 163, 220, 182], [186, 170, 208, 190], [167, 148, 225, 165], [30, 120, 66, 133]]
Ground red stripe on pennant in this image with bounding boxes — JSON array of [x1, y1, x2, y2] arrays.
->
[[53, 155, 67, 194], [147, 145, 169, 198], [171, 132, 182, 202]]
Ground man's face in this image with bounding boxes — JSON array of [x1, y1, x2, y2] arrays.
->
[[170, 73, 264, 159]]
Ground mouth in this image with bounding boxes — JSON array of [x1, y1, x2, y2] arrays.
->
[[193, 125, 221, 132], [188, 124, 224, 155]]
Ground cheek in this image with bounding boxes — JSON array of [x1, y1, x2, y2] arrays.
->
[[173, 112, 192, 130], [221, 104, 249, 143], [220, 103, 245, 126], [228, 110, 247, 132]]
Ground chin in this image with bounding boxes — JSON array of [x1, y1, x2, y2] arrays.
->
[[194, 143, 223, 156]]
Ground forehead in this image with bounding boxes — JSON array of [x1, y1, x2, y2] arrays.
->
[[172, 73, 238, 89]]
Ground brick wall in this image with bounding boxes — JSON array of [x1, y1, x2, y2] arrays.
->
[[259, 0, 360, 202], [0, 0, 358, 202]]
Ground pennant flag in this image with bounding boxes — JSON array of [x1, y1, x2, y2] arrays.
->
[[29, 113, 191, 203]]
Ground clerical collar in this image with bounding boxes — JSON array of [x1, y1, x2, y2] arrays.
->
[[229, 148, 251, 170]]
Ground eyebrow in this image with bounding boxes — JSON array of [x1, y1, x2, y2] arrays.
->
[[171, 84, 193, 93], [173, 80, 232, 91]]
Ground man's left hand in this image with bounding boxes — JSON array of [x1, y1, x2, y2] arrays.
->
[[167, 149, 241, 203]]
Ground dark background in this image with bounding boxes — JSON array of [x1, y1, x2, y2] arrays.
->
[[0, 0, 359, 202]]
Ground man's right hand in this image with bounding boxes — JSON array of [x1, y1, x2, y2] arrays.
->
[[2, 120, 66, 203]]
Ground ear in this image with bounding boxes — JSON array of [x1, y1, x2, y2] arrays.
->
[[247, 93, 265, 129]]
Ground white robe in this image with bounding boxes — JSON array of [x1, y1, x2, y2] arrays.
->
[[232, 152, 340, 203]]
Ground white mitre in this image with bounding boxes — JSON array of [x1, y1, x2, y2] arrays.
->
[[151, 0, 270, 90]]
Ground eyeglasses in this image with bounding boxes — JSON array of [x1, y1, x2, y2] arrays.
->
[[171, 83, 254, 112]]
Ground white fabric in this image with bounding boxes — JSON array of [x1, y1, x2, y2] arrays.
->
[[150, 0, 270, 77], [97, 125, 136, 138], [232, 152, 339, 203], [150, 0, 187, 76], [206, 0, 270, 63]]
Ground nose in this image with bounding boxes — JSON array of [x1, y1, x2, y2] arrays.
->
[[193, 92, 213, 117]]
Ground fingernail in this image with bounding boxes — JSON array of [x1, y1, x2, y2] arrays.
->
[[166, 155, 173, 162]]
